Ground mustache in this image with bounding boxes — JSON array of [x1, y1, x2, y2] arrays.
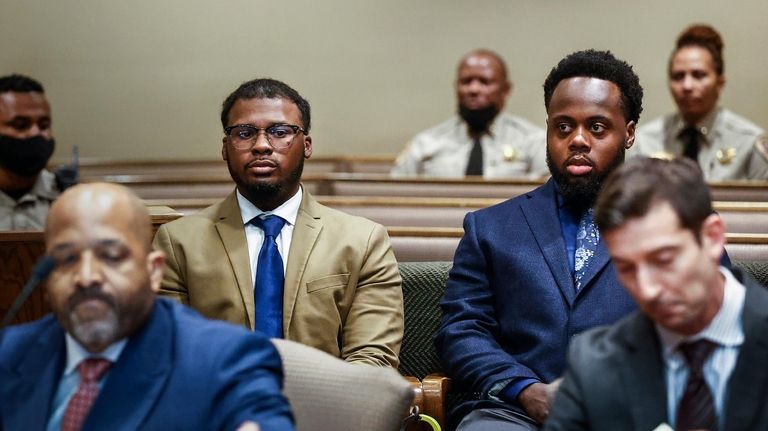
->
[[564, 153, 596, 168], [246, 158, 278, 169], [67, 287, 117, 311]]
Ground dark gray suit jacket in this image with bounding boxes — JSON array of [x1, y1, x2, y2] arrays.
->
[[544, 268, 768, 431]]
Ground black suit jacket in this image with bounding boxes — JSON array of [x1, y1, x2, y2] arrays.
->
[[544, 268, 768, 431]]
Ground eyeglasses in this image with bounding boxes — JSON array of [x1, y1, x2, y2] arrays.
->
[[224, 124, 306, 150]]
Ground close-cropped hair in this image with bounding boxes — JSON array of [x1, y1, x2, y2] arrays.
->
[[594, 157, 713, 240], [674, 24, 724, 75], [460, 48, 509, 80], [543, 49, 643, 124], [0, 74, 45, 94], [220, 78, 311, 132]]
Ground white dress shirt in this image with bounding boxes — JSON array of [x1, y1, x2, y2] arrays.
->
[[236, 187, 302, 287], [657, 266, 746, 429]]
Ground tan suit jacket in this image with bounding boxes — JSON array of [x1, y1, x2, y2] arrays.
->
[[153, 189, 403, 368]]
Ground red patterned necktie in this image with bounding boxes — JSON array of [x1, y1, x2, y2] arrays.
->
[[61, 358, 112, 431]]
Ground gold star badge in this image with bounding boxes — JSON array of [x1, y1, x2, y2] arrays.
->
[[716, 148, 736, 165], [503, 146, 518, 162], [650, 151, 675, 160], [755, 135, 768, 162]]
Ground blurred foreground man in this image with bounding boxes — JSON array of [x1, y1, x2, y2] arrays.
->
[[0, 74, 58, 230], [545, 157, 768, 431], [435, 50, 643, 430], [154, 78, 403, 367], [0, 183, 294, 431], [391, 49, 546, 178]]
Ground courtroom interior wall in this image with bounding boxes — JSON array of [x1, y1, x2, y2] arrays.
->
[[2, 0, 766, 161]]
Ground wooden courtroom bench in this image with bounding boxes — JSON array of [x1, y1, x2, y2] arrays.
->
[[145, 196, 768, 236], [322, 173, 545, 198], [387, 227, 768, 263], [0, 207, 182, 326], [82, 174, 330, 200], [71, 155, 395, 178], [318, 174, 768, 203], [78, 167, 768, 204]]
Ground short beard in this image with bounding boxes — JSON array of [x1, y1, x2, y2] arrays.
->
[[232, 156, 305, 203], [65, 288, 121, 350], [458, 104, 500, 134], [71, 308, 119, 349], [547, 145, 626, 212]]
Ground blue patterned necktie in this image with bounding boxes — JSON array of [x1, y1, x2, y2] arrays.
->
[[251, 215, 286, 338], [574, 208, 599, 291]]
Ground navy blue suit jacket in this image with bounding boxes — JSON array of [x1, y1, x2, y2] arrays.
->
[[0, 298, 294, 431], [435, 179, 637, 419]]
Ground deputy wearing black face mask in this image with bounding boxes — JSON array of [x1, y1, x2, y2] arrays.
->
[[0, 74, 60, 230], [391, 49, 548, 179]]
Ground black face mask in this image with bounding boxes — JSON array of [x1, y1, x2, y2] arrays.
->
[[0, 134, 55, 177], [458, 104, 500, 134]]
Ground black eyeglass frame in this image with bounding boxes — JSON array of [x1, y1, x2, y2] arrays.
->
[[223, 123, 307, 150]]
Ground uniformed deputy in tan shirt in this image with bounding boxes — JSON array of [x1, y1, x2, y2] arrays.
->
[[633, 24, 768, 181], [391, 49, 547, 179], [392, 112, 547, 179], [0, 169, 58, 230], [0, 74, 59, 230], [635, 108, 768, 180]]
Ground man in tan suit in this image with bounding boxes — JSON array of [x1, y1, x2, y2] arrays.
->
[[153, 78, 403, 368]]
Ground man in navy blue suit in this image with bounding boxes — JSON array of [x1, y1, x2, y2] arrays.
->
[[435, 50, 644, 430], [0, 183, 294, 431]]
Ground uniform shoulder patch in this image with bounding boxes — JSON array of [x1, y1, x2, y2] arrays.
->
[[755, 135, 768, 162]]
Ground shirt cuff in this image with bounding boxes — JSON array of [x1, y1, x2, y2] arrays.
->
[[500, 378, 540, 404]]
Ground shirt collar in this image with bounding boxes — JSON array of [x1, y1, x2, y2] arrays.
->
[[64, 333, 128, 376], [672, 107, 720, 139], [1, 170, 59, 203], [236, 186, 302, 227], [457, 112, 505, 139], [657, 266, 746, 358]]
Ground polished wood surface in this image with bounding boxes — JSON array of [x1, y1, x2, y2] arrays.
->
[[82, 168, 768, 203], [71, 155, 396, 177], [0, 231, 48, 325], [0, 209, 183, 326], [145, 195, 768, 235]]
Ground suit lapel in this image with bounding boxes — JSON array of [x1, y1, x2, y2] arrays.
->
[[574, 239, 612, 298], [214, 192, 256, 328], [724, 275, 768, 430], [2, 317, 65, 431], [520, 179, 576, 305], [617, 314, 669, 431], [84, 302, 173, 430], [283, 189, 322, 335]]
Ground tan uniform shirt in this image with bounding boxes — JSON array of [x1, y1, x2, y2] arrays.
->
[[390, 112, 547, 179], [634, 108, 768, 180], [0, 170, 59, 230]]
